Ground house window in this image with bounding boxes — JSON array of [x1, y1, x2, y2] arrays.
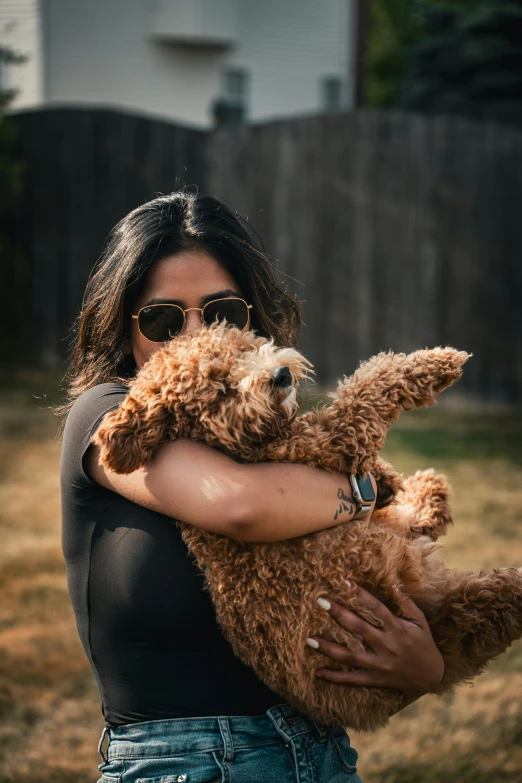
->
[[213, 67, 250, 126], [321, 76, 343, 113], [224, 68, 248, 103]]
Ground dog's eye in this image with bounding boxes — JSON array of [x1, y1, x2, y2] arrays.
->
[[218, 387, 238, 398]]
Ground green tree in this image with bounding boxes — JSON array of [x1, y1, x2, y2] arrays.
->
[[364, 0, 495, 109], [0, 46, 25, 206], [0, 45, 28, 364], [399, 1, 522, 125], [365, 0, 422, 108]]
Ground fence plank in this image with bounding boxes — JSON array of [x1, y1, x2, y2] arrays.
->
[[6, 107, 522, 403]]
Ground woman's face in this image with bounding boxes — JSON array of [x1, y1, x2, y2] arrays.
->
[[129, 249, 246, 370]]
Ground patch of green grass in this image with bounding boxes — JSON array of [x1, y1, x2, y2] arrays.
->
[[385, 425, 522, 465], [300, 391, 522, 466]]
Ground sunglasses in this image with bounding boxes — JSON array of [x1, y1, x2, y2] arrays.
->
[[131, 297, 253, 343]]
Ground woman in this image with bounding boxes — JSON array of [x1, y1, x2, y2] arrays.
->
[[59, 191, 444, 783]]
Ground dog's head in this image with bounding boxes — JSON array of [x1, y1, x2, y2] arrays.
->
[[138, 322, 312, 455]]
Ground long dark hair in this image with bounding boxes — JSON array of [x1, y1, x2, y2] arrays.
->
[[55, 190, 302, 429]]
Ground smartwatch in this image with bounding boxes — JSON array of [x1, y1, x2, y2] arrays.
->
[[349, 473, 376, 519]]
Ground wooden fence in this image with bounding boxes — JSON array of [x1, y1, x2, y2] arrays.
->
[[6, 107, 522, 403], [6, 108, 208, 368]]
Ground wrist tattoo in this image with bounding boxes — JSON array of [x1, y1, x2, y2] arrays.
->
[[334, 487, 356, 520]]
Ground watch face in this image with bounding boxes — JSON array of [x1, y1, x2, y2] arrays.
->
[[357, 473, 376, 503]]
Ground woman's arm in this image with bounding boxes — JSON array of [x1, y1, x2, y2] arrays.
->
[[84, 436, 376, 543], [308, 583, 444, 707]]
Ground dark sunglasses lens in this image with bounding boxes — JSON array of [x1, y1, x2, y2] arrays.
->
[[138, 306, 184, 342], [203, 300, 249, 330]]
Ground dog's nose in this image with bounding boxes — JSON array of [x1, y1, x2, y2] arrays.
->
[[274, 366, 293, 388]]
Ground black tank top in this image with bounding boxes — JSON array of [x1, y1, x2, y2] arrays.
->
[[60, 382, 281, 726]]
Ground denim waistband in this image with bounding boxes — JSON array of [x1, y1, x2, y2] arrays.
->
[[100, 703, 331, 762]]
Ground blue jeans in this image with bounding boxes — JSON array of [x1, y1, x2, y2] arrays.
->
[[97, 703, 363, 783]]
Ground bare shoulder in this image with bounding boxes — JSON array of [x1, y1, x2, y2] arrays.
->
[[84, 442, 112, 489]]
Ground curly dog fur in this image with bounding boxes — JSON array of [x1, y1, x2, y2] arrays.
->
[[93, 324, 522, 731]]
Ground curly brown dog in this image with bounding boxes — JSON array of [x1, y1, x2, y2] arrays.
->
[[93, 324, 522, 731]]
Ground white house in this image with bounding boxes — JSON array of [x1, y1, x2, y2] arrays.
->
[[0, 0, 360, 128]]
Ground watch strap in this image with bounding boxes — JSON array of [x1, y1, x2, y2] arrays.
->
[[352, 502, 373, 520]]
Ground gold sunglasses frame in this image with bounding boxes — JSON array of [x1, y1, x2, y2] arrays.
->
[[131, 297, 253, 343]]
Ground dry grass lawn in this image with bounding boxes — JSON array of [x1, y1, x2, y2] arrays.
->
[[0, 371, 521, 783]]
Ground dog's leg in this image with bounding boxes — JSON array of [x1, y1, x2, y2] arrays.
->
[[413, 562, 522, 691], [92, 392, 172, 474], [324, 347, 470, 472], [259, 424, 404, 508], [273, 350, 470, 474], [373, 469, 453, 541], [261, 348, 468, 512]]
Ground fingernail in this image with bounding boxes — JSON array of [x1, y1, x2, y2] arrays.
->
[[317, 597, 331, 611], [306, 637, 320, 649], [345, 579, 352, 587], [315, 670, 324, 678]]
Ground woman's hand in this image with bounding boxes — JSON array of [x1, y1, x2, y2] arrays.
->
[[308, 582, 444, 703]]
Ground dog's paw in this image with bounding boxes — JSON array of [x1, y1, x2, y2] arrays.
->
[[92, 402, 152, 474]]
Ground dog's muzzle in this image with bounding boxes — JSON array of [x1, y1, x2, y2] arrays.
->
[[274, 366, 293, 389]]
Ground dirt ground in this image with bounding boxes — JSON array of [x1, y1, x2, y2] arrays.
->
[[0, 372, 521, 783]]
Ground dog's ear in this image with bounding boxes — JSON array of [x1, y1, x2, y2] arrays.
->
[[92, 394, 172, 474]]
